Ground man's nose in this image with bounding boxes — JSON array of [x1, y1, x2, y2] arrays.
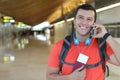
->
[[82, 19, 88, 24]]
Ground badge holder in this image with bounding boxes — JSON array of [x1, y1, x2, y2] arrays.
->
[[72, 53, 89, 72]]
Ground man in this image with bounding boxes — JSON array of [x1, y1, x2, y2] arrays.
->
[[46, 4, 120, 80]]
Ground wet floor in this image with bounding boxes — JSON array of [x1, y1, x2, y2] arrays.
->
[[0, 37, 120, 80]]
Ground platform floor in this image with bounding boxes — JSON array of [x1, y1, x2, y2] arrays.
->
[[0, 37, 120, 80]]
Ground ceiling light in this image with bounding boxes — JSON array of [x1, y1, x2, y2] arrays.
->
[[96, 2, 120, 12]]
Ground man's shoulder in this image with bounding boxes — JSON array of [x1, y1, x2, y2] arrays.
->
[[54, 39, 64, 46], [55, 35, 72, 45]]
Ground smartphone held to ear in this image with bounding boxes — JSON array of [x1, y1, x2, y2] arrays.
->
[[90, 27, 97, 36]]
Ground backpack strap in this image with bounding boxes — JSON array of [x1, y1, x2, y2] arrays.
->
[[59, 35, 74, 72], [85, 38, 110, 76], [86, 60, 104, 69], [99, 39, 110, 58], [98, 38, 110, 77]]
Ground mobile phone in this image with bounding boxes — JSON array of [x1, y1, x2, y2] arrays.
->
[[90, 27, 97, 36]]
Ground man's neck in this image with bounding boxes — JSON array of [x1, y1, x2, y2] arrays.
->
[[76, 33, 90, 42]]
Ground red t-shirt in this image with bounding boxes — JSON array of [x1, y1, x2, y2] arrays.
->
[[48, 38, 113, 80]]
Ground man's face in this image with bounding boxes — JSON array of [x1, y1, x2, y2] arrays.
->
[[74, 9, 95, 36]]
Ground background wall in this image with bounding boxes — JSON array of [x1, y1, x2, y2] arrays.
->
[[97, 6, 120, 24], [54, 21, 73, 42]]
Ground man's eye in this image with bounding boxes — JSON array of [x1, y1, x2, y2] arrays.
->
[[78, 16, 83, 19], [87, 18, 93, 21]]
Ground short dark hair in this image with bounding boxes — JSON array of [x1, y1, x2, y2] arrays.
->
[[74, 4, 97, 22]]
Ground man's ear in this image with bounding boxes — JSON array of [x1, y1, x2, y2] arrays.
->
[[73, 19, 76, 28]]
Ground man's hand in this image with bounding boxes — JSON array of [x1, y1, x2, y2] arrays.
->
[[92, 23, 107, 38], [67, 66, 86, 80]]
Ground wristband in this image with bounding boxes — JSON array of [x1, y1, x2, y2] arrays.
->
[[103, 33, 110, 40]]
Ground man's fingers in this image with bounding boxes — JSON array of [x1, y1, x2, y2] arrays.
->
[[74, 65, 85, 72]]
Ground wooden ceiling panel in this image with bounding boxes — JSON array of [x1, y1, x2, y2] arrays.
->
[[0, 0, 93, 26]]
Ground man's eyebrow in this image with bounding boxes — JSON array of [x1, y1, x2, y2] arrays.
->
[[88, 17, 93, 18], [77, 15, 83, 17]]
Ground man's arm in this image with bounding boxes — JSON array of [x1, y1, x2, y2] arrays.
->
[[92, 23, 120, 66], [46, 66, 86, 80], [106, 36, 120, 66]]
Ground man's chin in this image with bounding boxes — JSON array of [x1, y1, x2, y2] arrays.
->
[[81, 32, 90, 36]]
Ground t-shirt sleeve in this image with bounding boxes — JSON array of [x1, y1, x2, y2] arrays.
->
[[47, 40, 63, 68], [106, 42, 114, 57]]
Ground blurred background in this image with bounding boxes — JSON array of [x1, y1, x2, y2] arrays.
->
[[0, 0, 120, 80]]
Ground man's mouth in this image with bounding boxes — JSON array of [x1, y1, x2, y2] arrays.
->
[[79, 25, 88, 30]]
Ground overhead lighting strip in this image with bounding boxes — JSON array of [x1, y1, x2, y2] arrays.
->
[[96, 2, 120, 12]]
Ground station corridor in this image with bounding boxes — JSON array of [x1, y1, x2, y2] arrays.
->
[[0, 36, 120, 80]]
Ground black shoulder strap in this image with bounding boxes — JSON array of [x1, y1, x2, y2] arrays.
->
[[59, 35, 73, 72], [98, 38, 110, 77], [98, 38, 110, 59], [86, 38, 109, 69]]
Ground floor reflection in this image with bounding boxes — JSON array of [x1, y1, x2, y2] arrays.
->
[[13, 38, 29, 50], [3, 53, 15, 63], [0, 36, 52, 80]]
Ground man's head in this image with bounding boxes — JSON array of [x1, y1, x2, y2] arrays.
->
[[73, 4, 96, 37], [74, 4, 96, 22]]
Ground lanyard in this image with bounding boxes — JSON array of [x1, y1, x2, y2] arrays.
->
[[76, 43, 90, 80], [76, 44, 89, 54]]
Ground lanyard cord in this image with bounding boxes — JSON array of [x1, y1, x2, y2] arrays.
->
[[76, 44, 89, 54], [76, 45, 89, 80], [76, 38, 95, 54], [75, 39, 96, 80]]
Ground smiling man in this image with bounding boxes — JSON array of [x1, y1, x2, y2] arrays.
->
[[46, 4, 120, 80]]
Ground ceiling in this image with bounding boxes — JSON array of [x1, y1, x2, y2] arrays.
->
[[0, 0, 93, 26]]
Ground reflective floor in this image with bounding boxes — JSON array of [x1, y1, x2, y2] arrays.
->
[[0, 36, 52, 80], [0, 36, 120, 80]]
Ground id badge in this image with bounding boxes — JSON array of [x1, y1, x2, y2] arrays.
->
[[77, 53, 89, 64], [72, 53, 89, 71]]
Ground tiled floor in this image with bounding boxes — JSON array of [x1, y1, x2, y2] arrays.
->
[[0, 37, 120, 80]]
